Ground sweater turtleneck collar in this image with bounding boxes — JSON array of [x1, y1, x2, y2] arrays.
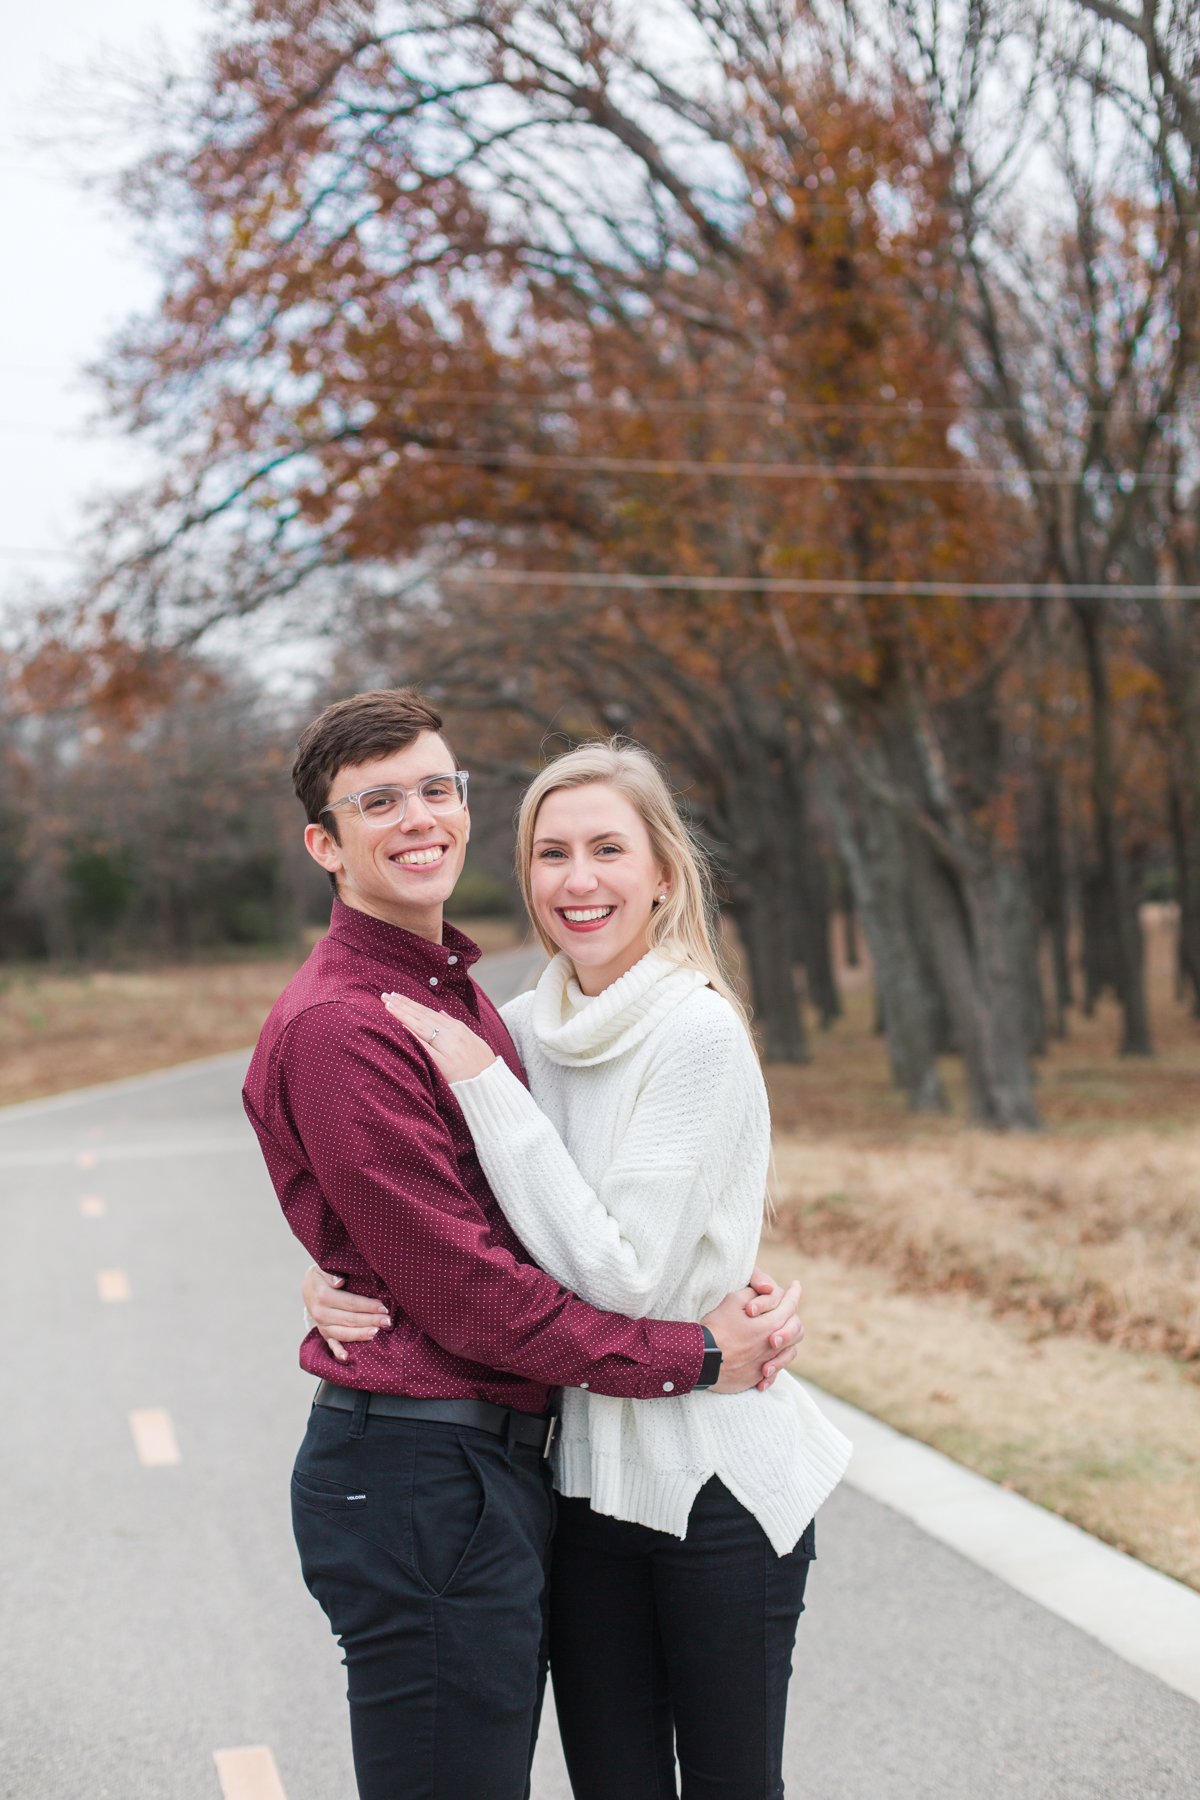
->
[[530, 948, 708, 1067]]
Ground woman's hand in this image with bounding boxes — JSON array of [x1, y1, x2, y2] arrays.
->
[[745, 1266, 801, 1389], [302, 1264, 391, 1366], [700, 1275, 804, 1393], [381, 991, 497, 1082]]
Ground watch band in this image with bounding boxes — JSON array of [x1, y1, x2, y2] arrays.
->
[[695, 1325, 723, 1390]]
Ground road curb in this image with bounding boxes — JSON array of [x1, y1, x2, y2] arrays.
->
[[0, 1047, 255, 1124], [803, 1380, 1200, 1706]]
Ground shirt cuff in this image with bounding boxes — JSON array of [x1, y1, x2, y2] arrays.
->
[[451, 1056, 540, 1133], [639, 1319, 706, 1398]]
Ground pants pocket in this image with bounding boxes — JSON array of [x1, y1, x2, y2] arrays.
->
[[291, 1469, 369, 1513], [410, 1430, 488, 1596]]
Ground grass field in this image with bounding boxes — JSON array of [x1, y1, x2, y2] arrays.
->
[[1, 908, 1196, 1587], [756, 908, 1200, 1590], [0, 918, 521, 1107]]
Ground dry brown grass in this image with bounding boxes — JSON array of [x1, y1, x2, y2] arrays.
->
[[762, 910, 1200, 1365], [769, 1130, 1200, 1360], [756, 908, 1200, 1589], [759, 1245, 1200, 1591], [0, 916, 521, 1106]]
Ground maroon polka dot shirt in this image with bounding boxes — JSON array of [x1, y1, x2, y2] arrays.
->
[[243, 900, 704, 1413]]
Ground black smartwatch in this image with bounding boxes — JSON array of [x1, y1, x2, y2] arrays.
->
[[695, 1326, 723, 1390]]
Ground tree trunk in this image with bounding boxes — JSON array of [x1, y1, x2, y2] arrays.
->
[[729, 883, 810, 1062], [909, 838, 1041, 1128], [866, 672, 1040, 1127], [1026, 612, 1073, 1038], [1138, 599, 1200, 1018], [820, 762, 946, 1110], [1032, 761, 1072, 1037], [1074, 603, 1152, 1054], [842, 893, 860, 967], [1000, 856, 1047, 1057], [776, 731, 839, 1026], [797, 847, 839, 1027], [1168, 777, 1200, 1014], [1079, 860, 1113, 1014]]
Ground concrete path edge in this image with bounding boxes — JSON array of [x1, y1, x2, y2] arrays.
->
[[800, 1379, 1200, 1706]]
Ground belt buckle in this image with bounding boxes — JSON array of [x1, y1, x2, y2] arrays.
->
[[542, 1415, 558, 1460]]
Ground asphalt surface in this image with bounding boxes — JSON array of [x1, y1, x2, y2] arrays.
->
[[2, 947, 1198, 1799]]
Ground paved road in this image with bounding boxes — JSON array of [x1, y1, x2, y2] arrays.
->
[[2, 952, 1198, 1799]]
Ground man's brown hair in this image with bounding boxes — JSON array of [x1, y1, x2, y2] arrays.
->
[[292, 688, 456, 830]]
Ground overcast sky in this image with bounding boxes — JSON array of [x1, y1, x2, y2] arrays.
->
[[0, 1, 207, 611]]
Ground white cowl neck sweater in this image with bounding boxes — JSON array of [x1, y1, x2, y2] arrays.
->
[[452, 948, 851, 1554]]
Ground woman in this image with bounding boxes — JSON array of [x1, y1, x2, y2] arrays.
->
[[307, 740, 850, 1799]]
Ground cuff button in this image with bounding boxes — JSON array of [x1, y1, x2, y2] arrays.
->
[[662, 1381, 674, 1392]]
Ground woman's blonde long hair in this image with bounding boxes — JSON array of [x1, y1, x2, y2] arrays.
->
[[514, 740, 751, 1035]]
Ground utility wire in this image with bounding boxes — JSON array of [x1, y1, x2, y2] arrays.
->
[[7, 551, 1190, 599], [369, 390, 1192, 424], [0, 395, 1185, 426], [442, 571, 1200, 601], [403, 448, 1174, 488]]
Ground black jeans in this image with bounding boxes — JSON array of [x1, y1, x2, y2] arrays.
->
[[291, 1403, 555, 1800], [549, 1479, 814, 1800]]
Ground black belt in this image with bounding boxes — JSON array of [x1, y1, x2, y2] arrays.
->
[[313, 1381, 557, 1456]]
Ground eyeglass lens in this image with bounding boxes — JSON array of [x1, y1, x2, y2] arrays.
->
[[357, 774, 467, 825]]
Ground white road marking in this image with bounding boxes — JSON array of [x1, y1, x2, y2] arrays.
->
[[0, 1135, 256, 1171], [128, 1408, 181, 1466], [213, 1746, 289, 1800], [96, 1269, 131, 1302], [800, 1378, 1200, 1707], [79, 1195, 106, 1217]]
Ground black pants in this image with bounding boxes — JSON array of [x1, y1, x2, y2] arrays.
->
[[291, 1403, 555, 1800], [550, 1480, 814, 1800]]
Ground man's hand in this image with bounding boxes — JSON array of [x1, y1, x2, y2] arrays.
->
[[302, 1265, 390, 1365], [701, 1278, 804, 1394]]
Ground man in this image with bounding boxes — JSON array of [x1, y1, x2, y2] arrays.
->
[[243, 688, 804, 1800]]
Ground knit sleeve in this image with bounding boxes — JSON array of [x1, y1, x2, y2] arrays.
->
[[450, 999, 766, 1317]]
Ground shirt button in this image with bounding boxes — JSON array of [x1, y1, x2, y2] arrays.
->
[[580, 1382, 589, 1390], [447, 955, 458, 965], [429, 976, 439, 987], [662, 1382, 674, 1392]]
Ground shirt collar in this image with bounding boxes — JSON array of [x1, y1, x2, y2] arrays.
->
[[326, 896, 482, 976]]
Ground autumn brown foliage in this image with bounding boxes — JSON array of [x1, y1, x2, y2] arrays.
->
[[15, 0, 1196, 1121]]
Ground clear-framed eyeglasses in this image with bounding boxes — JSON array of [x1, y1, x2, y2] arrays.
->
[[320, 771, 470, 829]]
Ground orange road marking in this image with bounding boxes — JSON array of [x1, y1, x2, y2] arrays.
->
[[96, 1269, 131, 1302], [79, 1195, 106, 1217], [128, 1408, 181, 1466], [213, 1747, 289, 1800]]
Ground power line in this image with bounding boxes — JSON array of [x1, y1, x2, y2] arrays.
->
[[406, 448, 1173, 488], [4, 548, 1192, 599], [442, 571, 1200, 600], [362, 389, 1191, 424]]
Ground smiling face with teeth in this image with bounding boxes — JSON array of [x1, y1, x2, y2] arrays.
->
[[303, 731, 469, 942], [530, 783, 671, 996]]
